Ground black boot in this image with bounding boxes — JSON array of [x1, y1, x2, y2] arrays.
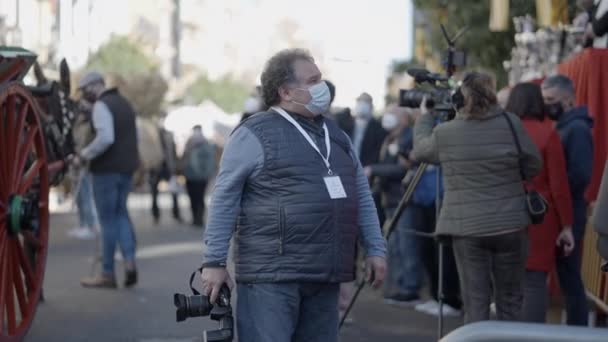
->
[[124, 269, 138, 288]]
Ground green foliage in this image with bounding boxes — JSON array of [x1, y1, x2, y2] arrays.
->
[[84, 36, 168, 117], [413, 0, 539, 87], [86, 36, 157, 75], [187, 74, 250, 113]]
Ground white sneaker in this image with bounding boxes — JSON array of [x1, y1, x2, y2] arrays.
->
[[423, 303, 462, 317], [69, 227, 96, 240], [415, 300, 439, 313]]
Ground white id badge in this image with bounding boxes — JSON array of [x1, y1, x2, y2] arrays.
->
[[323, 176, 347, 199]]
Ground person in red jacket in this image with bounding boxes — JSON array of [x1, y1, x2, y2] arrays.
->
[[505, 83, 575, 322]]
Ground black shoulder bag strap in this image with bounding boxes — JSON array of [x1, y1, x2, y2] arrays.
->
[[502, 112, 547, 224], [502, 112, 526, 182]]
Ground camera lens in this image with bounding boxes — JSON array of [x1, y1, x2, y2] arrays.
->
[[186, 295, 211, 317], [399, 89, 435, 108], [174, 293, 212, 322]]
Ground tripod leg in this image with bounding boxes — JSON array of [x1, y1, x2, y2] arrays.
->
[[339, 280, 365, 328], [437, 240, 444, 340], [338, 164, 429, 331]]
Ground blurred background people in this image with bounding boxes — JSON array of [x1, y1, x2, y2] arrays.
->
[[68, 98, 98, 240], [77, 71, 140, 289], [149, 116, 183, 224], [413, 72, 542, 323], [365, 105, 421, 305], [505, 82, 575, 323], [542, 75, 594, 326], [181, 125, 217, 227], [350, 92, 387, 166]]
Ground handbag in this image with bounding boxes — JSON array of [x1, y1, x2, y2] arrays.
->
[[503, 113, 548, 225]]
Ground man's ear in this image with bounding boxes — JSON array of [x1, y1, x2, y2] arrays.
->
[[278, 85, 292, 103]]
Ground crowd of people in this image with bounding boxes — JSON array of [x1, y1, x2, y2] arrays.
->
[[200, 48, 605, 341], [69, 46, 605, 341]]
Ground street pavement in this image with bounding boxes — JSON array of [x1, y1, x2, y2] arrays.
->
[[26, 193, 463, 342]]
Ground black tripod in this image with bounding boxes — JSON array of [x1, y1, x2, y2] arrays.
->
[[339, 162, 450, 340]]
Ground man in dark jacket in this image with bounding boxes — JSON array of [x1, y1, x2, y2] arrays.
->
[[542, 74, 594, 326], [76, 71, 140, 289], [200, 49, 387, 342], [349, 92, 388, 166]]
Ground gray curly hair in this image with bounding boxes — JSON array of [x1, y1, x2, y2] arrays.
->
[[261, 49, 314, 107]]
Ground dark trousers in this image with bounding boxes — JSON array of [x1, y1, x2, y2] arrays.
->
[[149, 170, 181, 222], [522, 270, 549, 323], [416, 204, 461, 309], [556, 199, 589, 326], [186, 179, 207, 226], [453, 230, 528, 323]]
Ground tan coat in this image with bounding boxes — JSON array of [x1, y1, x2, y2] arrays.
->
[[413, 106, 542, 237]]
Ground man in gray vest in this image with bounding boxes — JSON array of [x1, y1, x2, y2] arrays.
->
[[200, 49, 387, 342], [76, 71, 140, 289]]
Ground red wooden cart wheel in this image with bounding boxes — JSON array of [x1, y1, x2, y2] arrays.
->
[[0, 82, 49, 342]]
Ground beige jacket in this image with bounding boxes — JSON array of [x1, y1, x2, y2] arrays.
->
[[413, 106, 542, 237]]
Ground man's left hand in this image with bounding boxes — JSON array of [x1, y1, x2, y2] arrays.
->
[[365, 256, 386, 289], [556, 227, 575, 256]]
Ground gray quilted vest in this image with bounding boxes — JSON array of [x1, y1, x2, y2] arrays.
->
[[235, 110, 359, 283]]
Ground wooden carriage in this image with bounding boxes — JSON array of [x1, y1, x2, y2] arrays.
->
[[0, 47, 74, 341]]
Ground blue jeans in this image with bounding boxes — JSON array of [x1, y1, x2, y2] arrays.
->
[[556, 200, 589, 326], [384, 207, 422, 296], [76, 173, 97, 228], [237, 282, 339, 342], [92, 173, 136, 275]]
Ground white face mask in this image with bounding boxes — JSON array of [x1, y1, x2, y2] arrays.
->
[[244, 97, 261, 113], [388, 143, 399, 156], [293, 81, 331, 116], [381, 113, 399, 131], [355, 101, 373, 119]]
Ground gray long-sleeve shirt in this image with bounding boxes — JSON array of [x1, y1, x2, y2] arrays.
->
[[81, 101, 114, 161], [203, 118, 387, 264]]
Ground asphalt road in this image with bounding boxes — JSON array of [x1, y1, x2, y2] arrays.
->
[[26, 193, 462, 342]]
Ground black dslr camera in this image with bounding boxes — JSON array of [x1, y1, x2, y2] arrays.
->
[[174, 270, 234, 342]]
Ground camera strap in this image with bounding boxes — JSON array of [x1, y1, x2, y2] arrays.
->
[[272, 106, 333, 175], [189, 267, 203, 296]]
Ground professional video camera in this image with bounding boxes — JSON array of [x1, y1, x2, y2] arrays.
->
[[173, 270, 234, 342], [398, 25, 468, 120]]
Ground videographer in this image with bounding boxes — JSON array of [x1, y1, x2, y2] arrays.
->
[[412, 71, 542, 323], [200, 49, 387, 342]]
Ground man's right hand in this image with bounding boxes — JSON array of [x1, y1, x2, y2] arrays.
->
[[201, 267, 234, 304]]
